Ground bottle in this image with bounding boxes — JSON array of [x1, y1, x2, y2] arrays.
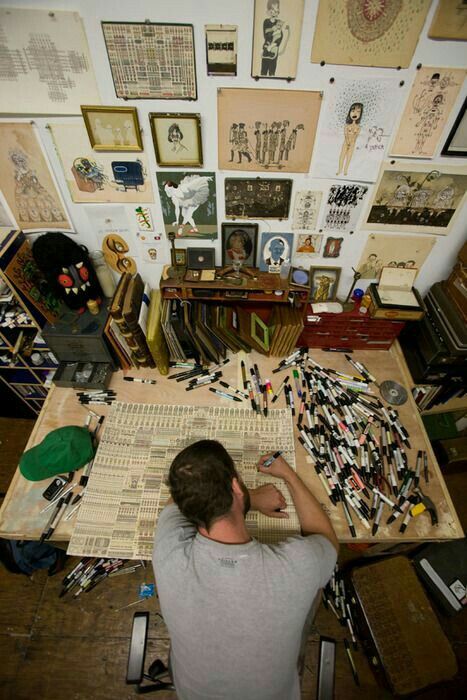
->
[[90, 250, 117, 298], [280, 259, 291, 281]]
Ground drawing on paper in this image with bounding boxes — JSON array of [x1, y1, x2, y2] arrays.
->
[[364, 162, 467, 235], [251, 0, 304, 80], [292, 191, 322, 231], [320, 183, 368, 233], [293, 234, 322, 265], [218, 88, 322, 173], [311, 0, 431, 69], [428, 0, 467, 41], [390, 67, 466, 158], [102, 22, 197, 100], [357, 234, 436, 279], [312, 78, 400, 182], [67, 402, 299, 560], [205, 24, 237, 76], [157, 172, 217, 240], [0, 123, 70, 232], [259, 231, 294, 273], [0, 8, 99, 114]]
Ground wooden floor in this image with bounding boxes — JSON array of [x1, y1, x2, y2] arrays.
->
[[0, 417, 466, 699]]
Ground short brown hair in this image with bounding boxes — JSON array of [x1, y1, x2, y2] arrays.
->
[[167, 440, 237, 529]]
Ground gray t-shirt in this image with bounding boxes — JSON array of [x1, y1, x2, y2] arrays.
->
[[153, 504, 337, 700]]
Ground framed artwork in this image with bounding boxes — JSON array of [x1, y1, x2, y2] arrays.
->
[[217, 88, 322, 172], [149, 113, 202, 167], [294, 234, 322, 260], [323, 237, 343, 258], [50, 123, 153, 204], [225, 178, 292, 219], [0, 123, 71, 232], [309, 266, 341, 303], [320, 183, 369, 233], [205, 25, 237, 76], [251, 0, 305, 80], [290, 267, 311, 289], [292, 191, 322, 231], [81, 106, 143, 152], [357, 234, 436, 279], [172, 249, 187, 267], [187, 248, 215, 270], [221, 223, 258, 267], [0, 8, 99, 115], [251, 313, 270, 352], [428, 0, 467, 40], [389, 68, 466, 159], [101, 22, 197, 100], [259, 232, 294, 273], [363, 161, 467, 236], [441, 98, 467, 158], [312, 77, 401, 183], [156, 172, 217, 240], [311, 0, 431, 69]]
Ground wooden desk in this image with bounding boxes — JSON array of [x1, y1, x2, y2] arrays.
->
[[0, 343, 463, 544]]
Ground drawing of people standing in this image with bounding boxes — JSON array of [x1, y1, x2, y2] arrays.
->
[[254, 122, 262, 163], [229, 123, 240, 162], [336, 102, 363, 176], [238, 123, 252, 163], [260, 0, 290, 77], [261, 124, 269, 164]]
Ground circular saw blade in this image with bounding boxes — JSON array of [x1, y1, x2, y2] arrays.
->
[[380, 380, 408, 406]]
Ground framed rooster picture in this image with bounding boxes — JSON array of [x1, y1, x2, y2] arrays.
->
[[156, 171, 218, 240]]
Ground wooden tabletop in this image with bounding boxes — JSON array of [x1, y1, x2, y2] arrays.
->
[[0, 342, 463, 544]]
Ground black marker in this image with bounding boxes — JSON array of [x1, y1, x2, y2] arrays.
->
[[262, 451, 283, 468]]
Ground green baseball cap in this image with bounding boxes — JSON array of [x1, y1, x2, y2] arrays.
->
[[19, 426, 95, 482]]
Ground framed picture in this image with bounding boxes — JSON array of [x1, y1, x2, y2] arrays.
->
[[225, 178, 292, 219], [81, 106, 143, 152], [221, 223, 258, 267], [149, 113, 202, 167], [251, 0, 304, 80], [101, 22, 197, 100], [187, 247, 216, 270], [205, 24, 237, 76], [259, 232, 294, 273], [251, 313, 269, 352], [171, 248, 187, 267], [290, 267, 310, 289], [294, 233, 322, 261], [217, 88, 322, 172], [323, 237, 343, 258], [441, 97, 467, 158], [309, 266, 341, 302], [156, 171, 217, 240]]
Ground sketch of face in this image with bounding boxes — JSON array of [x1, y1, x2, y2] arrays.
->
[[434, 186, 454, 207], [350, 105, 362, 122], [412, 190, 430, 207], [393, 185, 410, 203], [10, 149, 28, 171], [387, 261, 397, 267], [268, 1, 280, 18], [432, 94, 444, 107], [269, 238, 285, 262], [406, 261, 416, 268], [168, 124, 183, 143], [148, 249, 157, 260]]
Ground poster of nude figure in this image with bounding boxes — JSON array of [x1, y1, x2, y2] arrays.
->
[[319, 183, 369, 233], [311, 0, 431, 69], [390, 67, 466, 159], [217, 88, 322, 173], [312, 78, 400, 183], [251, 0, 305, 80], [363, 161, 467, 236], [292, 191, 322, 231]]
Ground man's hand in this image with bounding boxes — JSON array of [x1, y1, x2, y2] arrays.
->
[[249, 484, 288, 519], [257, 453, 294, 482]]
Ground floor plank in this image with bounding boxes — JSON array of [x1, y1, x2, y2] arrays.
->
[[0, 566, 47, 635], [0, 418, 34, 497]]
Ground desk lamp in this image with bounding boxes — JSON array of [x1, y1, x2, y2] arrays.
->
[[126, 612, 175, 694]]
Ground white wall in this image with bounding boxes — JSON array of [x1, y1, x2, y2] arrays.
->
[[2, 0, 466, 297]]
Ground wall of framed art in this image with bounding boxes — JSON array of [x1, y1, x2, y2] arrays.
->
[[0, 0, 465, 299]]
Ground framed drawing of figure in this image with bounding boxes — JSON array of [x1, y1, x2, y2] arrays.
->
[[149, 113, 203, 167], [309, 266, 341, 302], [221, 223, 258, 267], [81, 106, 143, 152], [259, 231, 293, 273], [251, 0, 305, 80]]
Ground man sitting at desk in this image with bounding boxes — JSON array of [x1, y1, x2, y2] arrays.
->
[[153, 440, 338, 700]]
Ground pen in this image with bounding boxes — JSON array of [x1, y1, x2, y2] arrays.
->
[[262, 387, 268, 417], [186, 375, 222, 391], [262, 451, 283, 468], [209, 388, 242, 402], [344, 639, 360, 685], [43, 493, 72, 541], [293, 369, 302, 398], [123, 377, 157, 384], [241, 360, 247, 389], [247, 381, 257, 412], [287, 384, 295, 415], [40, 498, 63, 543], [265, 379, 273, 396], [271, 375, 289, 403], [219, 380, 247, 399], [423, 451, 429, 483]]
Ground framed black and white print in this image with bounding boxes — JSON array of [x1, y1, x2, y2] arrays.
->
[[205, 24, 237, 76], [101, 22, 197, 100], [225, 178, 292, 219], [186, 247, 215, 270], [441, 97, 467, 158], [221, 223, 258, 267], [149, 113, 202, 167]]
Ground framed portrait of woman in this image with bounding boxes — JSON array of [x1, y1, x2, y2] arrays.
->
[[149, 113, 203, 167], [221, 223, 258, 267]]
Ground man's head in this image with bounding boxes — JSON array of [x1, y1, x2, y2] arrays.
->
[[167, 440, 250, 530], [269, 237, 285, 261]]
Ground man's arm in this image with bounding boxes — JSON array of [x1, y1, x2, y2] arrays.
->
[[257, 454, 339, 553]]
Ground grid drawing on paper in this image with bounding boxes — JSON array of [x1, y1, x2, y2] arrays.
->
[[68, 403, 299, 560]]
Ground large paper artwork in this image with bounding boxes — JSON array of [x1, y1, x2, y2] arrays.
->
[[50, 123, 153, 204], [363, 162, 467, 236], [357, 234, 436, 279], [157, 172, 217, 240], [311, 0, 431, 69], [0, 124, 70, 232], [390, 67, 466, 158], [428, 0, 467, 40], [312, 78, 401, 182], [292, 191, 322, 231], [251, 0, 305, 80], [0, 8, 99, 115], [217, 88, 322, 173], [102, 22, 197, 100], [320, 183, 369, 233]]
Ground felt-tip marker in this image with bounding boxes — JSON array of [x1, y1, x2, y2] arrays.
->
[[123, 377, 157, 384], [209, 388, 242, 402], [262, 451, 283, 468]]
